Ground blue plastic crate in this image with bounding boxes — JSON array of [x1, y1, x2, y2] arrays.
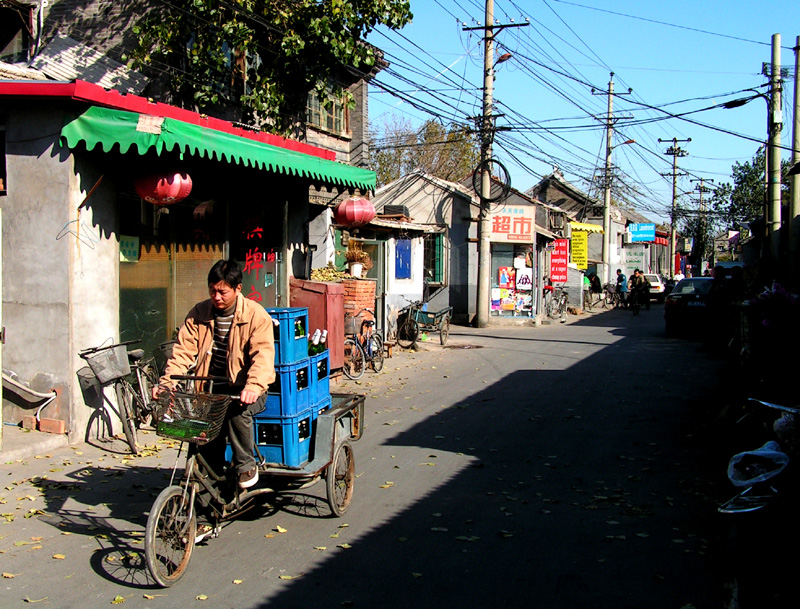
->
[[266, 307, 309, 365], [264, 358, 311, 417], [309, 350, 331, 404], [314, 395, 332, 416], [254, 408, 316, 467], [224, 407, 317, 468]]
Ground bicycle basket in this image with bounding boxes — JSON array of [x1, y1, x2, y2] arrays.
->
[[344, 314, 363, 335], [153, 390, 231, 444], [84, 344, 131, 384]]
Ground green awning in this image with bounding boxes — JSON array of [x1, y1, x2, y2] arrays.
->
[[60, 106, 376, 192]]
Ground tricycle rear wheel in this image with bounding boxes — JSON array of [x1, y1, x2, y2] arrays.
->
[[145, 486, 196, 587], [326, 441, 355, 517], [439, 317, 450, 345]]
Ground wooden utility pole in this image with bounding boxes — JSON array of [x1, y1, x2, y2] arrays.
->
[[659, 138, 690, 277]]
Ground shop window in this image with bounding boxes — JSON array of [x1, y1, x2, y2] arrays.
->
[[395, 238, 411, 280], [423, 233, 446, 285], [306, 91, 347, 135], [0, 3, 30, 64]]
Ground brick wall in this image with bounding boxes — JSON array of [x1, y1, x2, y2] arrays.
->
[[343, 278, 376, 323]]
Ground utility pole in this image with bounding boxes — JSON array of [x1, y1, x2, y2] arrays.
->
[[601, 75, 614, 286], [466, 2, 527, 327], [659, 138, 690, 277], [475, 0, 495, 328], [592, 74, 632, 284], [690, 178, 714, 271], [768, 33, 783, 261]]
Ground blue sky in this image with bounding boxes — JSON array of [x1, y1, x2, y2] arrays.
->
[[367, 0, 799, 224]]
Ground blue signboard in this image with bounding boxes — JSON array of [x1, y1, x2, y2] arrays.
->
[[629, 223, 656, 242]]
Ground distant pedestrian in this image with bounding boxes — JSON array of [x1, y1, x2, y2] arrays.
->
[[674, 271, 685, 282], [616, 269, 628, 307]]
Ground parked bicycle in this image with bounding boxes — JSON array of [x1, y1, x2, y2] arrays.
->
[[602, 283, 619, 309], [396, 300, 452, 349], [342, 308, 384, 380], [544, 285, 569, 321], [79, 339, 159, 454]]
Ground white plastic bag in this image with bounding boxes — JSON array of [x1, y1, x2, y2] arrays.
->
[[727, 440, 790, 487]]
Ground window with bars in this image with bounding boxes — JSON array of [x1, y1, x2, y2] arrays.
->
[[423, 233, 446, 285], [306, 91, 347, 135]]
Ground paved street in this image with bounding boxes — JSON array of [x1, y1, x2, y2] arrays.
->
[[2, 306, 736, 609]]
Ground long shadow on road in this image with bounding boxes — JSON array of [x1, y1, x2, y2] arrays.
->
[[255, 309, 735, 609]]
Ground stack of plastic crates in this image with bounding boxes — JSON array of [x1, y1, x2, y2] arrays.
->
[[248, 307, 332, 467]]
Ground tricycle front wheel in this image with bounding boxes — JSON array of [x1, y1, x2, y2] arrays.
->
[[145, 486, 196, 587], [326, 441, 355, 517], [397, 317, 419, 349]]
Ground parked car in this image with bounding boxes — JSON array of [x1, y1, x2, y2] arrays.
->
[[644, 274, 666, 303], [664, 277, 713, 337]]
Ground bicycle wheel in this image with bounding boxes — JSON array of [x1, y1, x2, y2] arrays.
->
[[546, 297, 560, 319], [115, 381, 139, 454], [368, 335, 384, 372], [583, 289, 593, 310], [439, 316, 450, 345], [397, 316, 419, 349], [631, 293, 640, 316], [326, 441, 355, 517], [342, 338, 365, 380], [145, 486, 196, 587]]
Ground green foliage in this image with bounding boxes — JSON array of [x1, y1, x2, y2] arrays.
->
[[369, 117, 479, 186], [711, 147, 791, 229], [129, 0, 412, 133]]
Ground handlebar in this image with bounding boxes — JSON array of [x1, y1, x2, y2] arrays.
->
[[79, 338, 141, 357]]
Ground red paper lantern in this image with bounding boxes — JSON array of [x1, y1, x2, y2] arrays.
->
[[135, 171, 193, 205], [334, 196, 376, 227]]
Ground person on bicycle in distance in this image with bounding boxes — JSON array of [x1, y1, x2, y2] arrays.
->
[[155, 260, 275, 490], [629, 269, 646, 309]]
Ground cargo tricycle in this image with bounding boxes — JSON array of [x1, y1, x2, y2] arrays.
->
[[396, 301, 452, 349], [144, 376, 364, 587]]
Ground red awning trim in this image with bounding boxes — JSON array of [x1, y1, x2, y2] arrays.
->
[[0, 79, 335, 161]]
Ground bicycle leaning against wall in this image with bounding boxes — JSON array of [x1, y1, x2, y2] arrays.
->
[[79, 339, 159, 454], [342, 308, 384, 380]]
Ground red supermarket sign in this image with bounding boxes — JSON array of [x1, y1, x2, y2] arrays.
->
[[550, 239, 569, 282]]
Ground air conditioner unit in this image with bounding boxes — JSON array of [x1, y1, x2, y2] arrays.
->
[[382, 204, 410, 217], [622, 233, 631, 245]]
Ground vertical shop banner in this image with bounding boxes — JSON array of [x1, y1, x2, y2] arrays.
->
[[570, 231, 588, 270], [488, 205, 535, 243], [550, 239, 569, 282]]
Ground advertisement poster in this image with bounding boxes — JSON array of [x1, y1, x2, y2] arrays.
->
[[571, 231, 588, 270], [550, 239, 569, 282], [500, 289, 516, 310], [498, 266, 516, 288], [515, 268, 533, 291], [491, 288, 502, 311]]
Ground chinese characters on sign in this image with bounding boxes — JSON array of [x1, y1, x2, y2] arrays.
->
[[550, 239, 569, 282], [240, 218, 276, 303], [488, 206, 535, 243], [570, 231, 588, 270]]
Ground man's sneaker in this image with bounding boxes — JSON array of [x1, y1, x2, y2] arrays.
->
[[238, 467, 258, 489], [194, 524, 215, 544]]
